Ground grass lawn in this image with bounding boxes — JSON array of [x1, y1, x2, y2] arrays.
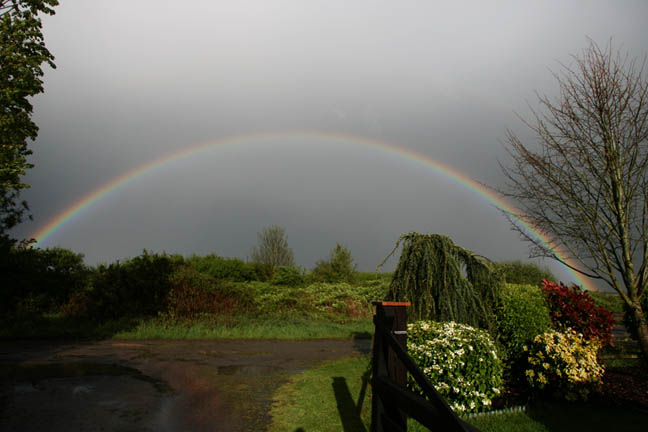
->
[[0, 313, 373, 340], [270, 355, 648, 432]]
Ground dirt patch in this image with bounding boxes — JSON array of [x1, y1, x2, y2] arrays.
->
[[0, 338, 370, 431]]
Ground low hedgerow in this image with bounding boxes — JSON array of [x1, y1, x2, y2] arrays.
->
[[271, 266, 306, 286], [163, 265, 254, 321], [407, 321, 504, 415], [541, 280, 615, 347], [185, 254, 271, 282], [497, 260, 556, 286], [496, 283, 553, 381], [524, 328, 604, 401]]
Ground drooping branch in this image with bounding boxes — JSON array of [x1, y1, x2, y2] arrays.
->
[[378, 233, 503, 335]]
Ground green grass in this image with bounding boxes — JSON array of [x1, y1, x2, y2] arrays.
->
[[270, 355, 648, 432], [588, 291, 624, 314], [0, 313, 373, 340], [270, 355, 372, 431], [114, 316, 373, 339]]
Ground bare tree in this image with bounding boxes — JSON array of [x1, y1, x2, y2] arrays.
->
[[496, 41, 648, 359], [249, 225, 295, 272]]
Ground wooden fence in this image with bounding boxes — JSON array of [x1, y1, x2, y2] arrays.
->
[[371, 302, 480, 432]]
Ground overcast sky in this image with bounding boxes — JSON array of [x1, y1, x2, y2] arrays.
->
[[11, 0, 648, 287]]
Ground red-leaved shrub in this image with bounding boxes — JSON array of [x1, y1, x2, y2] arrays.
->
[[541, 280, 615, 346]]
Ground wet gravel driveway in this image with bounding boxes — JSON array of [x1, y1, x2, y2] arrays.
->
[[0, 338, 371, 431]]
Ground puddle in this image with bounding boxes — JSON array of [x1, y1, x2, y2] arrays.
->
[[0, 362, 174, 394], [215, 364, 283, 376]]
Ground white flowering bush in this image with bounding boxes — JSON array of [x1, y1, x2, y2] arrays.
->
[[524, 328, 604, 401], [407, 321, 503, 415]]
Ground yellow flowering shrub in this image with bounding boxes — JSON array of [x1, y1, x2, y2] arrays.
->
[[524, 328, 604, 401]]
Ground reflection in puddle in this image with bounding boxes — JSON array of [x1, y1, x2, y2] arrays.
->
[[1, 362, 174, 394]]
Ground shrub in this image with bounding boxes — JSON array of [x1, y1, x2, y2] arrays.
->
[[186, 254, 260, 282], [303, 283, 373, 317], [164, 265, 253, 321], [85, 250, 178, 319], [541, 280, 615, 346], [253, 282, 384, 318], [407, 321, 504, 414], [497, 260, 556, 286], [496, 284, 553, 373], [271, 266, 305, 286], [310, 243, 358, 283], [524, 328, 604, 401], [0, 245, 88, 315]]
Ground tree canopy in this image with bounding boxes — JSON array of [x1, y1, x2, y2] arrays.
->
[[311, 242, 357, 283], [0, 0, 58, 237], [497, 40, 648, 359]]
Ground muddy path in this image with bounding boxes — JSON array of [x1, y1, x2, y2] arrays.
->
[[0, 338, 371, 431]]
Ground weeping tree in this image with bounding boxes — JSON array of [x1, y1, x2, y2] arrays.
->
[[378, 233, 503, 334]]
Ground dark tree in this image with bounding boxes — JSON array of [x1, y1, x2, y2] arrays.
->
[[0, 0, 58, 236], [311, 242, 357, 283], [249, 225, 295, 273], [497, 41, 648, 359]]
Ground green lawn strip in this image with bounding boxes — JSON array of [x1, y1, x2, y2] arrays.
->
[[269, 355, 372, 432], [115, 317, 373, 339], [0, 313, 373, 340]]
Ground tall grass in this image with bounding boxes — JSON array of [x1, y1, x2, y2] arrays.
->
[[114, 317, 373, 340]]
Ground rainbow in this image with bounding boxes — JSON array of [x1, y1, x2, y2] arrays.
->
[[29, 130, 596, 290]]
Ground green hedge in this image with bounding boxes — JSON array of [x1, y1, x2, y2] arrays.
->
[[496, 283, 553, 381], [185, 254, 271, 282], [497, 260, 556, 286]]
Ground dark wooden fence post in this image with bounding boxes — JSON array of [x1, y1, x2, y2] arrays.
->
[[372, 301, 410, 432]]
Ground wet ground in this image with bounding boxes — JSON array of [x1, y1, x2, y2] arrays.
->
[[0, 338, 371, 431]]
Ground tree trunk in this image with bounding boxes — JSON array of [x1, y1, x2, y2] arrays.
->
[[632, 303, 648, 362]]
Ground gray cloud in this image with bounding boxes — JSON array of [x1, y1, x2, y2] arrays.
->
[[11, 0, 648, 288]]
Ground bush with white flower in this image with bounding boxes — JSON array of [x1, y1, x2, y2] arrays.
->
[[407, 320, 503, 415], [524, 328, 604, 401]]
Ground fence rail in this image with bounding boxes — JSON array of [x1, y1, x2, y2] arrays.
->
[[371, 302, 480, 432]]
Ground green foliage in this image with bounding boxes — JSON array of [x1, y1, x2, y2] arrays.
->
[[497, 260, 556, 286], [379, 233, 503, 334], [271, 265, 305, 286], [253, 281, 387, 319], [524, 328, 604, 401], [0, 0, 58, 233], [249, 225, 295, 273], [310, 243, 358, 283], [407, 321, 504, 414], [0, 243, 87, 315], [163, 265, 254, 321], [83, 250, 178, 319], [496, 284, 553, 365], [185, 254, 267, 282], [588, 291, 624, 315]]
